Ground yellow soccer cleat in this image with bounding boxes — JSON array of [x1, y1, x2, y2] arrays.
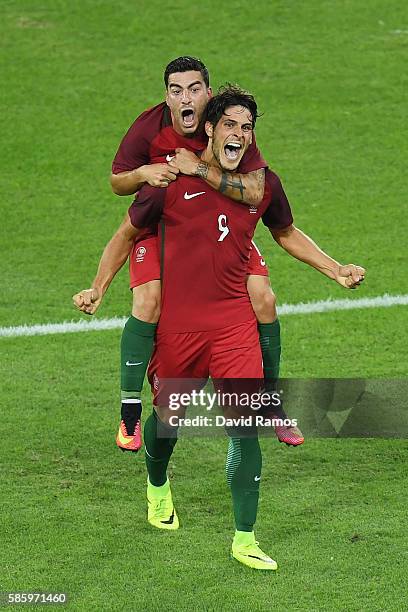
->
[[147, 479, 179, 530], [231, 531, 277, 570]]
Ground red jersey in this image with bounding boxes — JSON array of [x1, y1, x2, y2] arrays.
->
[[112, 102, 266, 174], [128, 170, 293, 333], [113, 102, 268, 244]]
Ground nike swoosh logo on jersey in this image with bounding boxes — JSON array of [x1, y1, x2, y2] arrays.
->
[[254, 476, 261, 481], [184, 191, 206, 200], [126, 361, 143, 366], [166, 154, 174, 162]]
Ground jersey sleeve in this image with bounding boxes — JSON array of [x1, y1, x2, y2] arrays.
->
[[262, 170, 294, 230], [112, 103, 166, 174], [238, 133, 267, 173], [128, 185, 166, 228], [112, 117, 151, 174]]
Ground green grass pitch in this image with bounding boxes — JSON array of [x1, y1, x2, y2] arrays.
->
[[1, 1, 407, 610]]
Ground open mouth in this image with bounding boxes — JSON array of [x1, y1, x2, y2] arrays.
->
[[181, 108, 195, 127], [224, 142, 242, 161]]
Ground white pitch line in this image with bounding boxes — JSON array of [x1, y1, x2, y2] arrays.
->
[[0, 316, 128, 338], [0, 294, 407, 339], [279, 293, 408, 315]]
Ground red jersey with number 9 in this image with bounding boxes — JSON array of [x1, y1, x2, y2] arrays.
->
[[128, 170, 293, 333]]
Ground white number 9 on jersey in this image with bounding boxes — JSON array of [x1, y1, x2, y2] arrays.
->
[[217, 214, 230, 242]]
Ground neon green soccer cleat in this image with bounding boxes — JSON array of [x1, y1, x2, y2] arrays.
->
[[231, 531, 277, 570], [147, 479, 179, 530]]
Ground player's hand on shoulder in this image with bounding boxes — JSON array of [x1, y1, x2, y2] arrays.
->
[[143, 163, 178, 188], [72, 287, 101, 315], [173, 148, 201, 176], [336, 264, 366, 289]]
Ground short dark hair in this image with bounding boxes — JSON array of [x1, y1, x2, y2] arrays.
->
[[205, 84, 259, 128], [164, 56, 210, 88]]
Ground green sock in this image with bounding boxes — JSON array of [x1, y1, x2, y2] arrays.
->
[[121, 315, 157, 400], [258, 319, 281, 391], [144, 411, 178, 487], [226, 437, 262, 532]]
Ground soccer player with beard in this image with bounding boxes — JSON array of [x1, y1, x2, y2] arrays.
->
[[73, 86, 365, 569], [74, 56, 302, 451]]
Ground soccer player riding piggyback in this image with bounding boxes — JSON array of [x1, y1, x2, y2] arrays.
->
[[74, 78, 365, 569], [74, 56, 311, 449]]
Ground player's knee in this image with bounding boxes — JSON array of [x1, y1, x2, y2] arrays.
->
[[132, 283, 161, 322], [251, 287, 277, 323]]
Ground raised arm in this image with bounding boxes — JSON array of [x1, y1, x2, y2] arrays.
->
[[172, 148, 265, 207], [271, 225, 365, 289], [73, 214, 140, 314]]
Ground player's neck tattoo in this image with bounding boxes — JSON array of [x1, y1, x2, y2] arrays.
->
[[220, 172, 245, 200], [195, 161, 209, 180]]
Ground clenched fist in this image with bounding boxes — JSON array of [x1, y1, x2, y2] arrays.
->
[[172, 148, 202, 175], [141, 162, 179, 187], [72, 287, 101, 315], [335, 264, 366, 289]]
